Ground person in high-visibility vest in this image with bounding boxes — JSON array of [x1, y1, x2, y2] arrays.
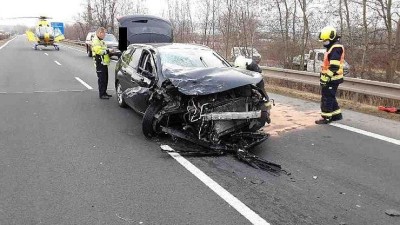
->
[[92, 27, 114, 99], [315, 26, 345, 124]]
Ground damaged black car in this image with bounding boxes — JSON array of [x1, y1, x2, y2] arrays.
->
[[115, 43, 272, 152]]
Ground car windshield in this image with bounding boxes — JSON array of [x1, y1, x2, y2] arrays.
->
[[104, 34, 117, 42], [159, 48, 229, 69]]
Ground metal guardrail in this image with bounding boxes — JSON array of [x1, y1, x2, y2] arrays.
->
[[261, 66, 400, 101], [62, 40, 399, 101], [62, 39, 85, 46]]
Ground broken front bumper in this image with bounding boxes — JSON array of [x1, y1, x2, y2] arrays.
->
[[202, 110, 261, 121]]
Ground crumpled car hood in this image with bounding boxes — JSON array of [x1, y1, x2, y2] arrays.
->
[[162, 67, 263, 95]]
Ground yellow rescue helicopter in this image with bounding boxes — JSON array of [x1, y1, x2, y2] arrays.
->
[[25, 16, 65, 50]]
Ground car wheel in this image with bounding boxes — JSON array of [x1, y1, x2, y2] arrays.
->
[[116, 82, 127, 108], [142, 103, 162, 138], [87, 46, 92, 57]]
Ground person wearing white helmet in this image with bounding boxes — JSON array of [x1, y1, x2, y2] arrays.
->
[[315, 26, 345, 124], [234, 55, 262, 73]]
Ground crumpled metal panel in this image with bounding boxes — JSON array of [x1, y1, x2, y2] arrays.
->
[[161, 66, 263, 95], [123, 86, 149, 98]]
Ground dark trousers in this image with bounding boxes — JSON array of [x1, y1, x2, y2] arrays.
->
[[320, 83, 340, 118], [96, 65, 108, 97]]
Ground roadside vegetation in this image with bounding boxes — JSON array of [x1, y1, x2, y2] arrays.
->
[[64, 0, 400, 84]]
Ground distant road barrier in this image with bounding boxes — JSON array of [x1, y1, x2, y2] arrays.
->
[[62, 39, 85, 46], [261, 66, 400, 101], [62, 40, 400, 101]]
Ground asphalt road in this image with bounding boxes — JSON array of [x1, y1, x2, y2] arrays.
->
[[0, 35, 399, 225]]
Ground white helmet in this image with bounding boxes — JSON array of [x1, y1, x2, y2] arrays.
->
[[234, 55, 252, 69]]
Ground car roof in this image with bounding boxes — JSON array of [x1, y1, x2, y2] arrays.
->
[[128, 43, 212, 51]]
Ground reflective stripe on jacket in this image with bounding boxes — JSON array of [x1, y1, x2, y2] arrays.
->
[[92, 36, 110, 67], [321, 44, 345, 82]]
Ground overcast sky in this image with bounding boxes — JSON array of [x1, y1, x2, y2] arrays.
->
[[0, 0, 167, 26]]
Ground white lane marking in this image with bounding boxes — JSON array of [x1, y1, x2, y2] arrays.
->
[[54, 61, 62, 66], [44, 53, 49, 56], [330, 123, 400, 146], [161, 145, 270, 225], [75, 77, 93, 90], [0, 36, 17, 50], [0, 90, 87, 94]]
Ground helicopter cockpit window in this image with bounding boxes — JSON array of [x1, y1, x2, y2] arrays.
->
[[35, 26, 54, 37]]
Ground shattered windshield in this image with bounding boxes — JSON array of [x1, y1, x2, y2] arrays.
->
[[159, 48, 229, 69]]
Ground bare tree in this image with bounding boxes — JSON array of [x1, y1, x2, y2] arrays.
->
[[360, 0, 368, 78], [298, 0, 310, 71], [219, 0, 236, 58]]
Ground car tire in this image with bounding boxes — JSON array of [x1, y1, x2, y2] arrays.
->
[[142, 103, 162, 138], [116, 81, 127, 108], [87, 46, 92, 57]]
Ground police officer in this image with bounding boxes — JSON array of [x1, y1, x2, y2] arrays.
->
[[315, 26, 345, 124], [92, 27, 113, 99]]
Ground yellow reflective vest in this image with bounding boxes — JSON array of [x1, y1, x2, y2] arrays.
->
[[92, 36, 110, 67]]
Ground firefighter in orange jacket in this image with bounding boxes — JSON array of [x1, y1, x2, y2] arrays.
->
[[315, 26, 345, 124]]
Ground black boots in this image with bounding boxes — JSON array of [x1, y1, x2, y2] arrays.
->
[[315, 113, 343, 125]]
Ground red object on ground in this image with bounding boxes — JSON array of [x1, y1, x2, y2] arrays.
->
[[378, 106, 400, 114]]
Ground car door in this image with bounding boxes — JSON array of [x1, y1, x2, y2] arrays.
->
[[116, 47, 135, 93], [120, 47, 144, 109], [128, 49, 157, 114]]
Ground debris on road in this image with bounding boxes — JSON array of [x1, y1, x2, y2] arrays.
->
[[313, 176, 318, 179], [250, 179, 264, 185], [116, 214, 135, 223], [385, 209, 400, 217], [161, 144, 286, 176]]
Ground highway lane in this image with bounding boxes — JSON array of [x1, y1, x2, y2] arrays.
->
[[0, 35, 399, 224], [0, 36, 251, 224]]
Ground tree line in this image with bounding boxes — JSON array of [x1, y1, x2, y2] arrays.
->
[[65, 0, 400, 83]]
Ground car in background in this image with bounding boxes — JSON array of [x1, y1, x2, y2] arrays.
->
[[292, 53, 310, 70], [230, 46, 261, 62], [114, 43, 272, 151], [85, 32, 121, 58], [306, 49, 350, 76]]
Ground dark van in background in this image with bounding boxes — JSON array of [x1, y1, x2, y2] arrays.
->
[[118, 15, 173, 51]]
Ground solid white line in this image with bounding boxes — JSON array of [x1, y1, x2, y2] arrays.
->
[[0, 36, 17, 50], [330, 123, 400, 146], [75, 77, 93, 90], [162, 145, 270, 225], [44, 53, 48, 56], [54, 61, 62, 66]]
